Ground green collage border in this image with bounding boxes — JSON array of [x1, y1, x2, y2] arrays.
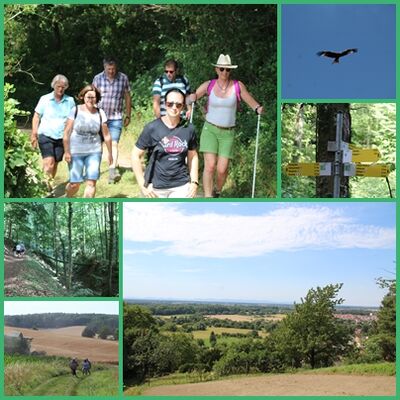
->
[[1, 1, 398, 399]]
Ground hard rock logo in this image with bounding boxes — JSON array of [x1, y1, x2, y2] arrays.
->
[[161, 136, 188, 154]]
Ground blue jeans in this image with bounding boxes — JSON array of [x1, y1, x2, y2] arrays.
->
[[69, 153, 102, 182], [107, 119, 123, 142]]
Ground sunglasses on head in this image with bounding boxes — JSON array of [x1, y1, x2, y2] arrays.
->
[[219, 67, 231, 72], [165, 70, 175, 74], [166, 101, 183, 109]]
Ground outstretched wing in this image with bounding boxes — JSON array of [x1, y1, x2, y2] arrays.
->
[[317, 51, 340, 58], [339, 48, 358, 57]]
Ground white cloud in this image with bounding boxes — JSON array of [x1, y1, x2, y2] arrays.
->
[[123, 204, 395, 258]]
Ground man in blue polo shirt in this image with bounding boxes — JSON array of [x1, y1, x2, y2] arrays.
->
[[31, 74, 75, 185], [152, 59, 192, 119]]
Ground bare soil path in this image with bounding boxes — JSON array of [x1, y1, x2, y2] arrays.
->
[[142, 373, 395, 396]]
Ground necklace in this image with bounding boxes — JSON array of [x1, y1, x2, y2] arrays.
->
[[217, 79, 230, 93]]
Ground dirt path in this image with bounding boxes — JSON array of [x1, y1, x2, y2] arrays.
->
[[142, 373, 395, 396], [4, 252, 25, 280]]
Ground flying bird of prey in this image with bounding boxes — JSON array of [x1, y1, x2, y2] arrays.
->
[[317, 48, 358, 64]]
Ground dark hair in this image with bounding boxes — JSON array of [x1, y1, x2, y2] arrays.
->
[[78, 84, 101, 103], [103, 56, 118, 66], [165, 88, 185, 103], [164, 59, 178, 71]]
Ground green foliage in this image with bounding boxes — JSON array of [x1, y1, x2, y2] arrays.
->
[[81, 326, 96, 338], [4, 83, 47, 197], [209, 331, 217, 347], [270, 284, 353, 369], [363, 279, 396, 362]]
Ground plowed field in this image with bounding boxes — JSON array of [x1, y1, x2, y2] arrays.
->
[[5, 325, 118, 363]]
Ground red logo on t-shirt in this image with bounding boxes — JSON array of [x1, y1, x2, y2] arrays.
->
[[161, 136, 188, 154]]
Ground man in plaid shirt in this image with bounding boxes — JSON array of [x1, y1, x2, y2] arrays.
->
[[93, 57, 132, 183]]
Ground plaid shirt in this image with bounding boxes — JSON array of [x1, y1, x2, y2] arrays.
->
[[93, 71, 131, 120]]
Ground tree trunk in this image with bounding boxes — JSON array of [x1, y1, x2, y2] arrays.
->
[[316, 103, 351, 198], [107, 203, 115, 296], [53, 203, 59, 276], [67, 203, 73, 291]]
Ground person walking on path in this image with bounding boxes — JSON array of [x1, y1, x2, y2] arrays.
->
[[132, 89, 198, 198], [152, 59, 192, 119], [69, 358, 79, 377], [31, 74, 75, 193], [189, 54, 264, 197], [93, 57, 131, 183], [63, 84, 113, 198]]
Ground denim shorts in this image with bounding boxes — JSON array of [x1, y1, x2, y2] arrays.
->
[[69, 152, 102, 182], [107, 119, 123, 142]]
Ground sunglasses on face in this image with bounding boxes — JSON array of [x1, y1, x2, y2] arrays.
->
[[165, 70, 175, 74], [219, 68, 231, 72], [166, 101, 183, 109]]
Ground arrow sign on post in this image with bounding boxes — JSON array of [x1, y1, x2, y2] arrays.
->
[[285, 162, 332, 177], [351, 148, 380, 163], [355, 164, 390, 177]]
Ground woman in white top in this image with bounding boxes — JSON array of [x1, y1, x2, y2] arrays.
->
[[63, 85, 113, 198], [190, 54, 264, 198]]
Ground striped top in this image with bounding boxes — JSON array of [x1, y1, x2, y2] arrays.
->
[[152, 74, 191, 116]]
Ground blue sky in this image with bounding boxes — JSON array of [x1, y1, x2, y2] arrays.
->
[[4, 301, 119, 316], [123, 202, 395, 307], [282, 4, 396, 99]]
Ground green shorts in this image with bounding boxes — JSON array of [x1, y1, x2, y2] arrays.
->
[[199, 121, 235, 159]]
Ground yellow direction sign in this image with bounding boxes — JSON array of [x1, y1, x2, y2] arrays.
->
[[351, 148, 380, 163], [355, 164, 390, 177], [285, 163, 331, 177]]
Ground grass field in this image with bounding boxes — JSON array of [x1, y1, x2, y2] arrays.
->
[[5, 354, 118, 396], [206, 314, 286, 322], [191, 326, 267, 342]]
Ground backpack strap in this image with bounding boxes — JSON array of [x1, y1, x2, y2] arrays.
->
[[205, 79, 217, 112], [97, 108, 104, 142], [205, 79, 242, 112], [233, 80, 241, 111], [74, 106, 78, 119]]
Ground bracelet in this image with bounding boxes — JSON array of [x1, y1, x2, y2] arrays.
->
[[191, 181, 199, 186], [254, 105, 262, 114]]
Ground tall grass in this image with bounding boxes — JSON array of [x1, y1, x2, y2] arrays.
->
[[5, 354, 118, 395]]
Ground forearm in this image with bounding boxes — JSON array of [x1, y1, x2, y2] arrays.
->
[[31, 113, 40, 135], [188, 152, 199, 182], [131, 150, 145, 187], [124, 93, 132, 117]]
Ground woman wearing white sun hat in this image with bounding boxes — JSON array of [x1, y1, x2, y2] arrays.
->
[[190, 54, 264, 198]]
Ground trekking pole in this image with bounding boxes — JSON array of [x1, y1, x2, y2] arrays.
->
[[251, 113, 262, 198], [190, 101, 195, 124]]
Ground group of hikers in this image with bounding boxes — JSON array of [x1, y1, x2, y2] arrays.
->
[[69, 358, 92, 377], [12, 242, 26, 258], [31, 54, 264, 198]]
